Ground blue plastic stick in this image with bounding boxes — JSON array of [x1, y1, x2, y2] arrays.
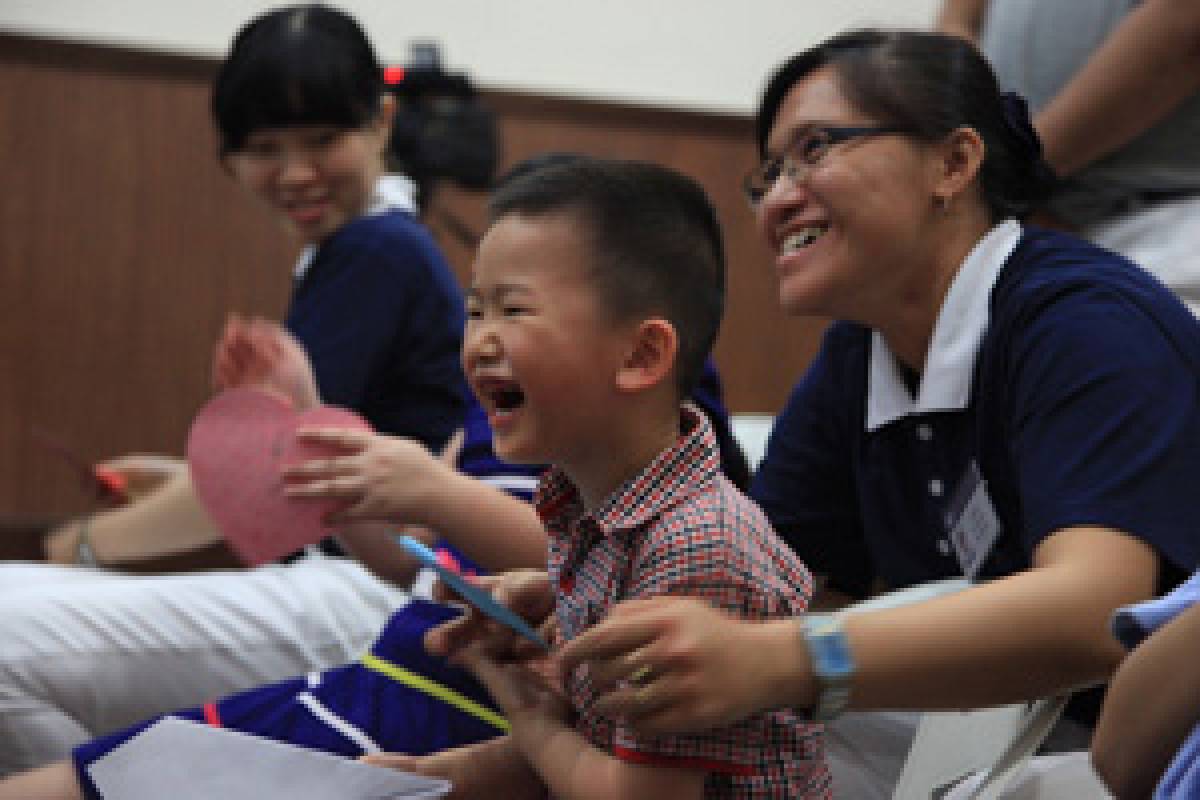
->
[[398, 536, 549, 651]]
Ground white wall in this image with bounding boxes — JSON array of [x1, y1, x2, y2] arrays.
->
[[0, 0, 942, 114]]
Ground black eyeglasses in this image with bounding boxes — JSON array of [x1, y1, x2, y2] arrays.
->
[[743, 125, 912, 206]]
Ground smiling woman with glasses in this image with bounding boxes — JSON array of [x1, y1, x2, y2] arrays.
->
[[559, 28, 1200, 799]]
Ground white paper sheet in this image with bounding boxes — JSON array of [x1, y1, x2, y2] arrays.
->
[[87, 717, 451, 800]]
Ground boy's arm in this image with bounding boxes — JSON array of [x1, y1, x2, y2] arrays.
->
[[467, 653, 706, 800], [364, 736, 546, 800], [284, 429, 547, 573], [512, 711, 705, 800], [1091, 601, 1200, 798]]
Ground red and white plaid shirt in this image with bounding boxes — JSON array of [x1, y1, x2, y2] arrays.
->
[[538, 405, 831, 799]]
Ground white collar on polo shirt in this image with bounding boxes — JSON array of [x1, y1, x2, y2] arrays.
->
[[293, 174, 419, 280], [865, 219, 1022, 432]]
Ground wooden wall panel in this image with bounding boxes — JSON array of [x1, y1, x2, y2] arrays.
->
[[0, 34, 824, 516], [1, 36, 295, 514]]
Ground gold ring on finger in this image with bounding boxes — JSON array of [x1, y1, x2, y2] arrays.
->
[[629, 665, 653, 686]]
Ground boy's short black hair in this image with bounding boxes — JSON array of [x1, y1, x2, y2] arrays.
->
[[489, 155, 725, 398], [212, 4, 384, 156]]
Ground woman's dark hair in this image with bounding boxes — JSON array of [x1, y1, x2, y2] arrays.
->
[[755, 29, 1056, 221], [489, 156, 725, 399], [212, 4, 384, 155]]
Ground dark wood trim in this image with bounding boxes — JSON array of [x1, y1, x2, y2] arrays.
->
[[0, 31, 218, 82]]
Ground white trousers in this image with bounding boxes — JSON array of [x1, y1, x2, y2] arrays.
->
[[0, 554, 405, 776]]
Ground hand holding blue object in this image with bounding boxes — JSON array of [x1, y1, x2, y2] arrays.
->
[[398, 536, 550, 651]]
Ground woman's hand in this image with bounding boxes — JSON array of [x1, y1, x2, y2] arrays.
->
[[211, 314, 320, 410], [556, 595, 801, 735], [95, 454, 187, 502], [281, 429, 450, 524]]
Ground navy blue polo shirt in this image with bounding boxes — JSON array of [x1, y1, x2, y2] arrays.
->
[[753, 225, 1200, 599], [285, 208, 469, 452]]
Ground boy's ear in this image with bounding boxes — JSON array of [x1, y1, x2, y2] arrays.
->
[[615, 318, 677, 393]]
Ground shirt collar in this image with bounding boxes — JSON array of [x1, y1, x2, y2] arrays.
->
[[866, 219, 1022, 431], [293, 174, 419, 280], [535, 403, 720, 535]]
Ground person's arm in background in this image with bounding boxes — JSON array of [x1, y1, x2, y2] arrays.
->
[[1092, 601, 1200, 799], [37, 316, 293, 567], [1032, 0, 1200, 178], [935, 0, 989, 43], [42, 470, 223, 566], [937, 0, 1200, 178]]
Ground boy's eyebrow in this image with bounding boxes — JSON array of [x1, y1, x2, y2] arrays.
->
[[466, 282, 534, 298]]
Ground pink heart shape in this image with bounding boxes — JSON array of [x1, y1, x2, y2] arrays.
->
[[187, 387, 372, 565]]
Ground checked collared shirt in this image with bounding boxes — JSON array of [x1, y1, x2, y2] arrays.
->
[[538, 405, 831, 798]]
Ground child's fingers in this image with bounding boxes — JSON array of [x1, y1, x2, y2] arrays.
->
[[280, 451, 359, 478], [424, 610, 492, 659], [283, 473, 365, 499], [293, 427, 372, 451], [431, 573, 498, 605], [360, 752, 422, 771], [212, 330, 244, 389]]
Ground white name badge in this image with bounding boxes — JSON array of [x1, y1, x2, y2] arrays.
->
[[945, 461, 1001, 580]]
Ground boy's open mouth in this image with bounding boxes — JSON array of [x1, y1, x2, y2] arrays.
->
[[482, 379, 526, 417]]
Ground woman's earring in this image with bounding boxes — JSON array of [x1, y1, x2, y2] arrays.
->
[[934, 194, 951, 213]]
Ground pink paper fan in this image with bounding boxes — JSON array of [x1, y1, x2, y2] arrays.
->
[[187, 388, 371, 565]]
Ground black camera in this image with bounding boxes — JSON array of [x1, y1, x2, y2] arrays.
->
[[386, 42, 500, 205]]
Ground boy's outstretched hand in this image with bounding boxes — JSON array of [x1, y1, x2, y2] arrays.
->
[[363, 749, 481, 799], [211, 314, 320, 410], [281, 429, 451, 524], [463, 639, 570, 726], [426, 569, 567, 722], [362, 738, 546, 800], [426, 570, 556, 665]]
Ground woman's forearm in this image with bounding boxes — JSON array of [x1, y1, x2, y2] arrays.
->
[[773, 527, 1158, 713], [45, 470, 222, 564]]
